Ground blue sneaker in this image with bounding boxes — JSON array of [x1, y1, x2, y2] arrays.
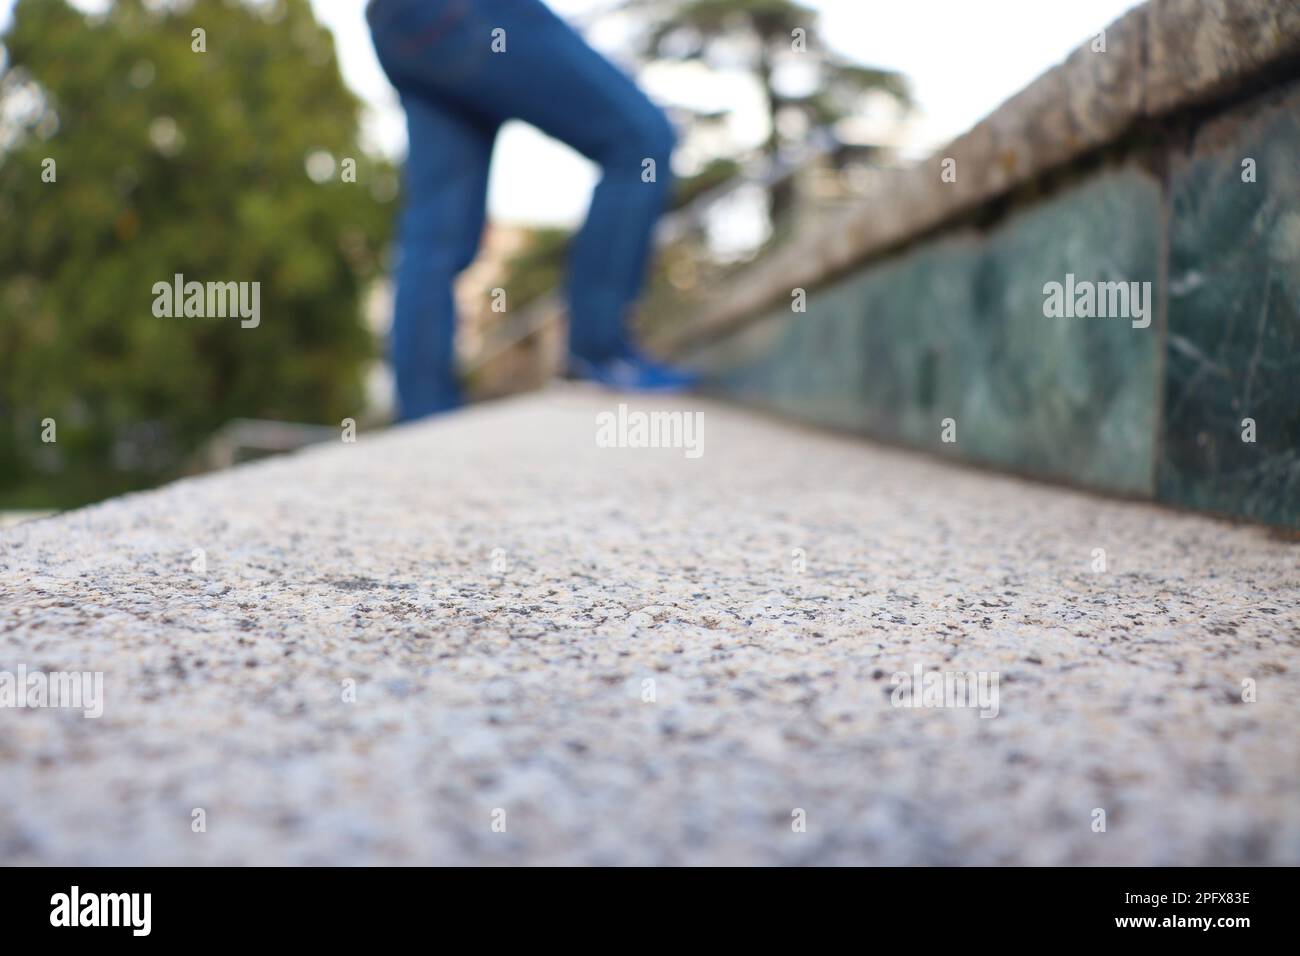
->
[[567, 349, 700, 393]]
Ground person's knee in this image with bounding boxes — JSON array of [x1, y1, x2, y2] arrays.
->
[[626, 108, 676, 200], [602, 103, 676, 180], [638, 107, 676, 179], [644, 106, 677, 163]]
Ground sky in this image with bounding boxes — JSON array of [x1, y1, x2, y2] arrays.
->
[[2, 0, 1143, 224]]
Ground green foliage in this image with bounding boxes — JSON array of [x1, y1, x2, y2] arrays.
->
[[0, 0, 395, 507]]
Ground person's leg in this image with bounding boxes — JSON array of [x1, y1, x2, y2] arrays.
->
[[368, 0, 500, 420], [562, 84, 676, 364], [369, 0, 680, 367], [495, 9, 676, 362], [386, 93, 497, 421]]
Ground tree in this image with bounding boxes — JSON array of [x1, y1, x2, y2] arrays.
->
[[0, 0, 395, 508], [629, 0, 910, 219]]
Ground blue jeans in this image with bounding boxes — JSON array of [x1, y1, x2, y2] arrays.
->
[[367, 0, 677, 420]]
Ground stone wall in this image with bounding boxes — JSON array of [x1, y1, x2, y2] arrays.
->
[[672, 0, 1300, 527]]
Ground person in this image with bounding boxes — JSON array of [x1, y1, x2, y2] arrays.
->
[[367, 0, 699, 421]]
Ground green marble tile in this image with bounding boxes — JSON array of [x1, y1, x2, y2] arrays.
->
[[1159, 87, 1300, 527], [692, 168, 1162, 496]]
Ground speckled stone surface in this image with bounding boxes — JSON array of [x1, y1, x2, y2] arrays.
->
[[2, 387, 1298, 865]]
